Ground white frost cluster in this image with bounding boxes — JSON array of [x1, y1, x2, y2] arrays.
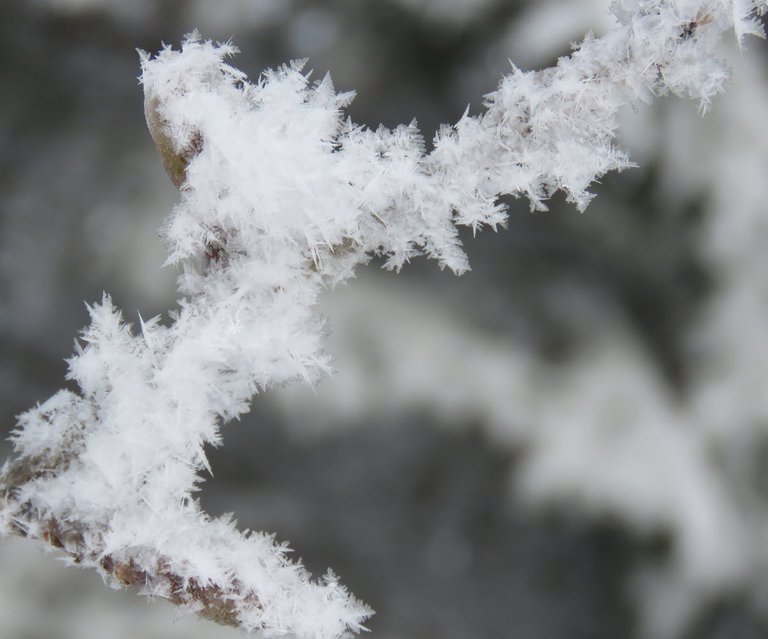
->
[[277, 8, 768, 637], [1, 1, 766, 637]]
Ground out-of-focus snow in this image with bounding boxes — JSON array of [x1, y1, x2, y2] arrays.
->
[[271, 30, 768, 638]]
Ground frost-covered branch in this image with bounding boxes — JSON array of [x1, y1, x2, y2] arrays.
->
[[1, 1, 765, 637]]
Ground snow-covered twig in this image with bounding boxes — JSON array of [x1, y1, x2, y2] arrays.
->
[[1, 1, 765, 637]]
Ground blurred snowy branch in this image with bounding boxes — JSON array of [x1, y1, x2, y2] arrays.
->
[[1, 1, 766, 637]]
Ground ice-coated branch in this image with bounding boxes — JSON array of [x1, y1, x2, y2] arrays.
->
[[1, 1, 765, 637]]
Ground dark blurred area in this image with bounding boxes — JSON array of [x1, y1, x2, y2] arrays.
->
[[2, 1, 768, 638]]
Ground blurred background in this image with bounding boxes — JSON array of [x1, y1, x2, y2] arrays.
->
[[1, 1, 768, 638]]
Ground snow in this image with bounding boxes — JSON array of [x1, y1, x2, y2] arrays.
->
[[2, 2, 767, 637]]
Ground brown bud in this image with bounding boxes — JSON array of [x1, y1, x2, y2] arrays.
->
[[144, 93, 202, 188]]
